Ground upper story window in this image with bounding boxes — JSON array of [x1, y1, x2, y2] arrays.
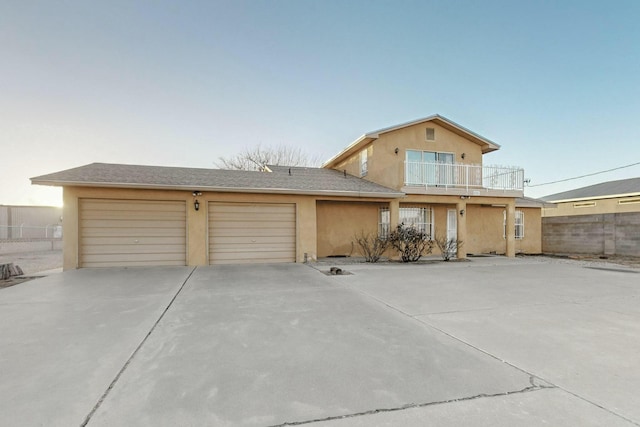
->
[[426, 127, 435, 141], [406, 150, 455, 186], [360, 149, 368, 176]]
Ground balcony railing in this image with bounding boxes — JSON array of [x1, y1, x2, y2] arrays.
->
[[405, 161, 524, 192]]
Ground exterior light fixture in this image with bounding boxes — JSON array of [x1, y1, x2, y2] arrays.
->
[[394, 147, 399, 154], [461, 153, 466, 159], [192, 191, 202, 211], [459, 209, 465, 216]]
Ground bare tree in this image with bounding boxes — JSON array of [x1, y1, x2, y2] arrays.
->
[[215, 144, 323, 171]]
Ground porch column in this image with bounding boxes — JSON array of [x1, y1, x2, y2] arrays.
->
[[456, 201, 467, 259], [506, 200, 516, 257], [389, 199, 400, 231]]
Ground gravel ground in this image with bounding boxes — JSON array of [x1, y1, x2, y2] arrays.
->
[[0, 250, 63, 275]]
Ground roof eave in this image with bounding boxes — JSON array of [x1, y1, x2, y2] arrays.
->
[[323, 114, 501, 167], [31, 179, 404, 199], [322, 134, 375, 169], [545, 192, 640, 204]]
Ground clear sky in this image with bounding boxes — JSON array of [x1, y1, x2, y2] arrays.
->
[[2, 0, 639, 206]]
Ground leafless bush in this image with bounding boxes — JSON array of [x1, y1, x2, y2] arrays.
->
[[434, 234, 463, 261], [388, 224, 433, 262], [353, 231, 389, 263]]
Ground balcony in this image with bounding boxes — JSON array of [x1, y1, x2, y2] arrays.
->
[[404, 161, 524, 197]]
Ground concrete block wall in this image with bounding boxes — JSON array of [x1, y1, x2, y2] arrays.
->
[[542, 212, 640, 257]]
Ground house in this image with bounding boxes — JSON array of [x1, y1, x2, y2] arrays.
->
[[541, 177, 640, 256], [31, 114, 542, 269]]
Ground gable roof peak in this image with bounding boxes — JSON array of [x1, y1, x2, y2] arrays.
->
[[323, 114, 501, 168]]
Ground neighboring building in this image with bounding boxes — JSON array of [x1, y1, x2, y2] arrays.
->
[[0, 205, 63, 240], [32, 114, 542, 269], [541, 177, 640, 256]]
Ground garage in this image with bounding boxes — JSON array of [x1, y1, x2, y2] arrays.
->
[[209, 202, 296, 264], [79, 199, 187, 267]]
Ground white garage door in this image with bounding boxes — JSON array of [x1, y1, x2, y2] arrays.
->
[[79, 199, 187, 267], [209, 202, 296, 264]]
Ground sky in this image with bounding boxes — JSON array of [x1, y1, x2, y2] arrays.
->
[[2, 0, 639, 206]]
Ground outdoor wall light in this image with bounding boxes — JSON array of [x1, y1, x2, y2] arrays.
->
[[461, 153, 466, 159], [459, 209, 465, 216], [192, 191, 202, 211], [394, 147, 399, 154]]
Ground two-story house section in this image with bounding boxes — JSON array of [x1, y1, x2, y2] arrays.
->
[[320, 114, 542, 258], [32, 114, 543, 269]]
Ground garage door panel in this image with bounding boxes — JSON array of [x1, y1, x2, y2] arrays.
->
[[211, 251, 294, 262], [209, 202, 296, 265], [80, 199, 186, 267], [211, 212, 296, 222], [211, 204, 294, 214], [210, 228, 296, 238], [81, 210, 185, 220], [81, 236, 185, 246], [81, 219, 186, 229], [81, 253, 186, 267], [81, 244, 186, 255], [81, 200, 185, 212], [81, 227, 186, 238], [210, 236, 294, 245]]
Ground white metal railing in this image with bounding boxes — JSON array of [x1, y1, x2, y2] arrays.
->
[[405, 162, 524, 191]]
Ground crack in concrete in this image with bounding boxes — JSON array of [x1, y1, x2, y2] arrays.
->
[[79, 267, 198, 427], [270, 380, 550, 427], [354, 287, 640, 427]]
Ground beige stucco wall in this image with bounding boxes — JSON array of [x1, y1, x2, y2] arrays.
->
[[334, 122, 484, 190], [316, 197, 542, 259], [316, 201, 383, 257], [465, 206, 542, 255], [62, 186, 320, 269], [543, 196, 640, 217]]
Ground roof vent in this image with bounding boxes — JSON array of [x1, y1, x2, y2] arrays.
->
[[426, 127, 435, 141]]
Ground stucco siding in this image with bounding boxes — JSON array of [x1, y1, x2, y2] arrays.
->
[[316, 201, 382, 257], [62, 186, 320, 269], [334, 122, 484, 190], [543, 197, 640, 217]]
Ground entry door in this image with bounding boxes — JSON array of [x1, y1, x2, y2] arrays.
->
[[447, 209, 457, 242]]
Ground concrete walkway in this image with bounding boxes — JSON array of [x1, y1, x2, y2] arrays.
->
[[0, 258, 637, 426]]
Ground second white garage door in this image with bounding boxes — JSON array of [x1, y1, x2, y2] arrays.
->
[[209, 202, 296, 264]]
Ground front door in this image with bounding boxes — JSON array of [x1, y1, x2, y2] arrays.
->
[[447, 209, 457, 256], [447, 209, 457, 241]]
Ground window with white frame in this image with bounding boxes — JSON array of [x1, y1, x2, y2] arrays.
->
[[503, 210, 524, 239], [360, 149, 368, 176], [379, 207, 390, 238], [379, 206, 433, 238]]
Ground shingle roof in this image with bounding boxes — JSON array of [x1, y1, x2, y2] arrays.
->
[[541, 177, 640, 202], [516, 197, 555, 208], [31, 163, 404, 198]]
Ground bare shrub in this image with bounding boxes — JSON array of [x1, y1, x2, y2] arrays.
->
[[434, 234, 463, 261], [353, 231, 389, 263], [388, 224, 434, 262]]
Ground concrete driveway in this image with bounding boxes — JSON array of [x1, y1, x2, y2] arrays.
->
[[0, 258, 638, 426]]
